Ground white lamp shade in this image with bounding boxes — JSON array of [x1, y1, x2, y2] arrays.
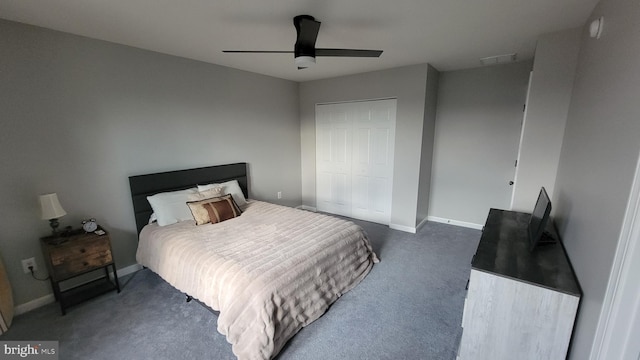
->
[[39, 193, 67, 220]]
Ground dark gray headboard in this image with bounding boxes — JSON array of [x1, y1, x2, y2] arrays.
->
[[128, 163, 248, 234]]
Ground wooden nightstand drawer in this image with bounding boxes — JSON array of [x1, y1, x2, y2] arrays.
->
[[48, 236, 113, 279], [49, 237, 111, 263]]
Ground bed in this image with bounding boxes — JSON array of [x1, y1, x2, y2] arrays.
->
[[129, 163, 379, 360]]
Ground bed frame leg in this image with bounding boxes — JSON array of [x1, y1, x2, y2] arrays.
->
[[186, 295, 193, 303]]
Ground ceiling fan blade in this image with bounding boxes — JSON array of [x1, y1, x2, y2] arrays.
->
[[294, 15, 320, 57], [222, 50, 293, 53], [315, 48, 383, 57]]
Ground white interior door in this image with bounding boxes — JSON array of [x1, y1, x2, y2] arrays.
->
[[316, 99, 396, 224], [511, 71, 533, 209]]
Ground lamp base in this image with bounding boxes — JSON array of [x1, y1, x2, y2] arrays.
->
[[49, 218, 60, 235]]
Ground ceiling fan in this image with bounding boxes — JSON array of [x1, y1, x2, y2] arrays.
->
[[223, 15, 383, 69]]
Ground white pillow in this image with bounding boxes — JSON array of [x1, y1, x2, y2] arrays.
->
[[198, 187, 223, 199], [147, 188, 201, 226], [198, 180, 247, 207]]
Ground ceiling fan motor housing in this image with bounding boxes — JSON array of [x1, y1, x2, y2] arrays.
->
[[294, 15, 319, 59]]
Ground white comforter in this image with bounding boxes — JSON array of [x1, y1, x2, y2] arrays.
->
[[136, 200, 379, 360]]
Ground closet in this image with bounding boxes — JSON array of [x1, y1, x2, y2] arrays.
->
[[316, 99, 397, 224]]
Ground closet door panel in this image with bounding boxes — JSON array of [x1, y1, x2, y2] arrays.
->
[[316, 104, 352, 216], [351, 99, 396, 224]]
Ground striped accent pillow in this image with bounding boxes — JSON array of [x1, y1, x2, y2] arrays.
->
[[187, 194, 242, 225]]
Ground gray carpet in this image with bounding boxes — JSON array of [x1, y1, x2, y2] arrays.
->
[[1, 219, 480, 360]]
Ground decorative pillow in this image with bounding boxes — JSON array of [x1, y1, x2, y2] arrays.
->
[[187, 194, 242, 225], [147, 188, 201, 226], [198, 180, 247, 207]]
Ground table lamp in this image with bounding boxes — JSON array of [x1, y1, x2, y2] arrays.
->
[[39, 193, 67, 235]]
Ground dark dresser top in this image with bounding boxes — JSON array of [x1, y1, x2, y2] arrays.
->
[[472, 208, 581, 296]]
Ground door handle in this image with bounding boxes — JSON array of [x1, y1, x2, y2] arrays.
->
[[509, 181, 514, 185]]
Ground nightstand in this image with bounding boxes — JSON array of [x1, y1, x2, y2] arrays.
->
[[40, 228, 121, 315]]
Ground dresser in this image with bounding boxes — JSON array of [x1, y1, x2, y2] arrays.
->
[[457, 209, 581, 360], [40, 228, 120, 315]]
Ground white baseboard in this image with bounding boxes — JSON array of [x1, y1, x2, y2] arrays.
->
[[116, 263, 143, 277], [14, 263, 144, 315], [300, 207, 417, 233], [389, 223, 417, 234], [427, 216, 483, 230], [14, 294, 56, 315], [416, 217, 429, 231], [297, 205, 317, 212]]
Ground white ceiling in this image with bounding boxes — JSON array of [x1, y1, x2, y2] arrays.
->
[[0, 0, 598, 82]]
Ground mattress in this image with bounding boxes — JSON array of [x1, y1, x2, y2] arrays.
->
[[136, 200, 379, 360]]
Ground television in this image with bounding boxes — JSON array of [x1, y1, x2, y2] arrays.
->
[[528, 187, 555, 251]]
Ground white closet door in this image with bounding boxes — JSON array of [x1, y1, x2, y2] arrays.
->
[[316, 99, 396, 224], [351, 100, 396, 224], [316, 103, 353, 217]]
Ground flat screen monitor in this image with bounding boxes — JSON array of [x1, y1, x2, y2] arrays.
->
[[528, 187, 552, 251]]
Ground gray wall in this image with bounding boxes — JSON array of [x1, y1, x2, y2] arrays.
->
[[0, 20, 300, 306], [416, 65, 440, 225], [299, 65, 432, 230], [429, 61, 532, 225], [552, 0, 640, 357], [511, 28, 581, 212]]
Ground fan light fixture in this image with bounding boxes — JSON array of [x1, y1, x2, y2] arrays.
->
[[295, 56, 316, 68]]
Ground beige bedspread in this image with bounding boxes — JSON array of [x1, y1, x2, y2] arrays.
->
[[136, 200, 379, 360]]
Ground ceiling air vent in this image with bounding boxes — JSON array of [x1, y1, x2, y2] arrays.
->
[[480, 53, 517, 66]]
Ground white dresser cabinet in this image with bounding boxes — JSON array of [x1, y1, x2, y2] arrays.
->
[[457, 209, 581, 360]]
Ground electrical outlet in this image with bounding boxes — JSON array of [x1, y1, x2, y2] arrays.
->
[[21, 257, 37, 274], [277, 191, 282, 199]]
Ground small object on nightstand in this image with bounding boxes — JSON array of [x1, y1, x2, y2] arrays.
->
[[82, 218, 98, 233], [40, 227, 120, 315], [94, 229, 105, 235]]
